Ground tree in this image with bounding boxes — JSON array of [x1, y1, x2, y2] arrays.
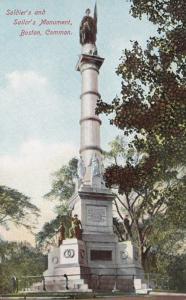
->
[[103, 136, 186, 270], [166, 253, 186, 292], [0, 186, 39, 230], [0, 240, 47, 293], [36, 158, 78, 248], [96, 0, 186, 273], [97, 0, 186, 170], [44, 157, 78, 203], [36, 214, 71, 250]]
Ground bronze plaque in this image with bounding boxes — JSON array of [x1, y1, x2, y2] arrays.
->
[[90, 250, 112, 261]]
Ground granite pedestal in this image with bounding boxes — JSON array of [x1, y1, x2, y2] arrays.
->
[[40, 185, 143, 292]]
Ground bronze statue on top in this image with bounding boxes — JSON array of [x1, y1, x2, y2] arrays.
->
[[80, 6, 97, 45]]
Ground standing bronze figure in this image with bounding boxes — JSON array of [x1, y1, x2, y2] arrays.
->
[[79, 6, 97, 45]]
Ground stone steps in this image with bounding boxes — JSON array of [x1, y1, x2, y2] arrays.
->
[[31, 279, 91, 292], [134, 278, 152, 295]]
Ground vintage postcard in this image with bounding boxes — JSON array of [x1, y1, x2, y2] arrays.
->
[[0, 0, 185, 294]]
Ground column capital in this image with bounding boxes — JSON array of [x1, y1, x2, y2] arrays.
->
[[76, 54, 104, 72]]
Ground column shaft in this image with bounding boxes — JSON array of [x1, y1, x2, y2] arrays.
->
[[80, 62, 101, 167]]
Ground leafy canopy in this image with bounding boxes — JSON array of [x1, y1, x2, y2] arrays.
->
[[0, 240, 46, 293], [0, 185, 39, 230], [96, 0, 186, 276], [36, 158, 78, 248]]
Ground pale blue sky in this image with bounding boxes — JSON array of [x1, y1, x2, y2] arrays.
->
[[0, 0, 156, 154], [0, 0, 156, 242]]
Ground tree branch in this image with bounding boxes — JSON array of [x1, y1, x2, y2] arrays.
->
[[113, 198, 124, 220], [113, 192, 129, 211]]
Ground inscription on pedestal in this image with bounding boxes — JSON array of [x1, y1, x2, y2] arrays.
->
[[87, 205, 107, 226], [90, 250, 112, 261]]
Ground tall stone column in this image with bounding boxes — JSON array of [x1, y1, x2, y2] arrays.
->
[[76, 44, 104, 184], [76, 6, 104, 186]]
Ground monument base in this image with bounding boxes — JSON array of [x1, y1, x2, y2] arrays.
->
[[33, 186, 144, 292], [32, 238, 142, 292], [32, 238, 91, 292]]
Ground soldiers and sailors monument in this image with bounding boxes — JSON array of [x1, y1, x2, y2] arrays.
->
[[33, 5, 144, 292]]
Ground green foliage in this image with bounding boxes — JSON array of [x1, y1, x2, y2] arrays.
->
[[131, 0, 185, 31], [104, 137, 185, 272], [97, 0, 186, 172], [36, 158, 78, 248], [167, 253, 186, 291], [44, 158, 78, 202], [36, 214, 71, 250], [0, 240, 47, 293], [0, 186, 39, 230], [96, 0, 186, 289], [103, 136, 127, 164]]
